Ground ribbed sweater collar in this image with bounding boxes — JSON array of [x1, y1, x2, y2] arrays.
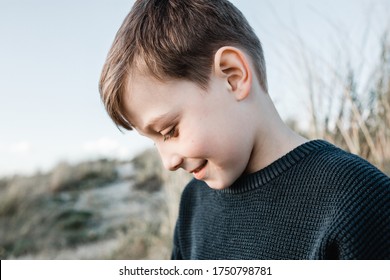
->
[[219, 140, 332, 194]]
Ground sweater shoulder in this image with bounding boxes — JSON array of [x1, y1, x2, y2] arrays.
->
[[310, 146, 390, 258], [302, 143, 388, 187]]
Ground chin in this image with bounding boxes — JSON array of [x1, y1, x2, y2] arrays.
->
[[205, 179, 231, 190]]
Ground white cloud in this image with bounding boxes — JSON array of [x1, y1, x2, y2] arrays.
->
[[0, 141, 32, 155]]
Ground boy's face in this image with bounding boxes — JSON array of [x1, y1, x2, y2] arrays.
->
[[123, 72, 256, 190]]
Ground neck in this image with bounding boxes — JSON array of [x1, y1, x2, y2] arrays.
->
[[246, 95, 308, 174]]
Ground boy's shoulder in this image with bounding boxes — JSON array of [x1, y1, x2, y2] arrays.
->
[[287, 140, 389, 195], [302, 140, 388, 182]]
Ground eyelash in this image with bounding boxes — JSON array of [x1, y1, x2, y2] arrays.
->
[[163, 127, 177, 141]]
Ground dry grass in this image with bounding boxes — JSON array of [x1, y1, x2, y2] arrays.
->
[[0, 159, 120, 259], [0, 150, 190, 260], [49, 159, 118, 192], [289, 24, 390, 174]]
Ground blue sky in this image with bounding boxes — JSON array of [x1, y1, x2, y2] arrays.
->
[[0, 0, 388, 176]]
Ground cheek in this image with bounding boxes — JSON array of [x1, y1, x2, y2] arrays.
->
[[179, 115, 213, 156], [181, 132, 210, 157], [212, 132, 254, 174], [180, 111, 253, 167], [183, 132, 246, 170]]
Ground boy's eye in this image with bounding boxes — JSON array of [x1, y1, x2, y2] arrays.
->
[[163, 127, 177, 141]]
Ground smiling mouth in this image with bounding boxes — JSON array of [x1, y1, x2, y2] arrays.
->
[[191, 161, 208, 180], [191, 161, 207, 173]]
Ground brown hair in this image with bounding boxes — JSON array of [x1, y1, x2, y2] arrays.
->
[[99, 0, 267, 130]]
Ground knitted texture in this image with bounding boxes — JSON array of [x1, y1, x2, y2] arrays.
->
[[171, 140, 390, 259]]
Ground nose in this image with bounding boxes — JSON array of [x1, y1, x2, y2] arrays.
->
[[156, 144, 183, 171]]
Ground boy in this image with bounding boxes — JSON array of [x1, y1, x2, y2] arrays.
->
[[99, 0, 390, 259]]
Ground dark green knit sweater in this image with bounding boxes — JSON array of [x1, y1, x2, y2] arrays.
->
[[171, 140, 390, 259]]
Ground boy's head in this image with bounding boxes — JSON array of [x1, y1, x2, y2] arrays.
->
[[99, 0, 267, 131], [99, 0, 274, 190]]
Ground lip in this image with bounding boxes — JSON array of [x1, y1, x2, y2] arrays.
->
[[191, 161, 208, 180]]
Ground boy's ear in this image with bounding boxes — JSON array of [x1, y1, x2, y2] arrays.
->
[[213, 46, 252, 101]]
